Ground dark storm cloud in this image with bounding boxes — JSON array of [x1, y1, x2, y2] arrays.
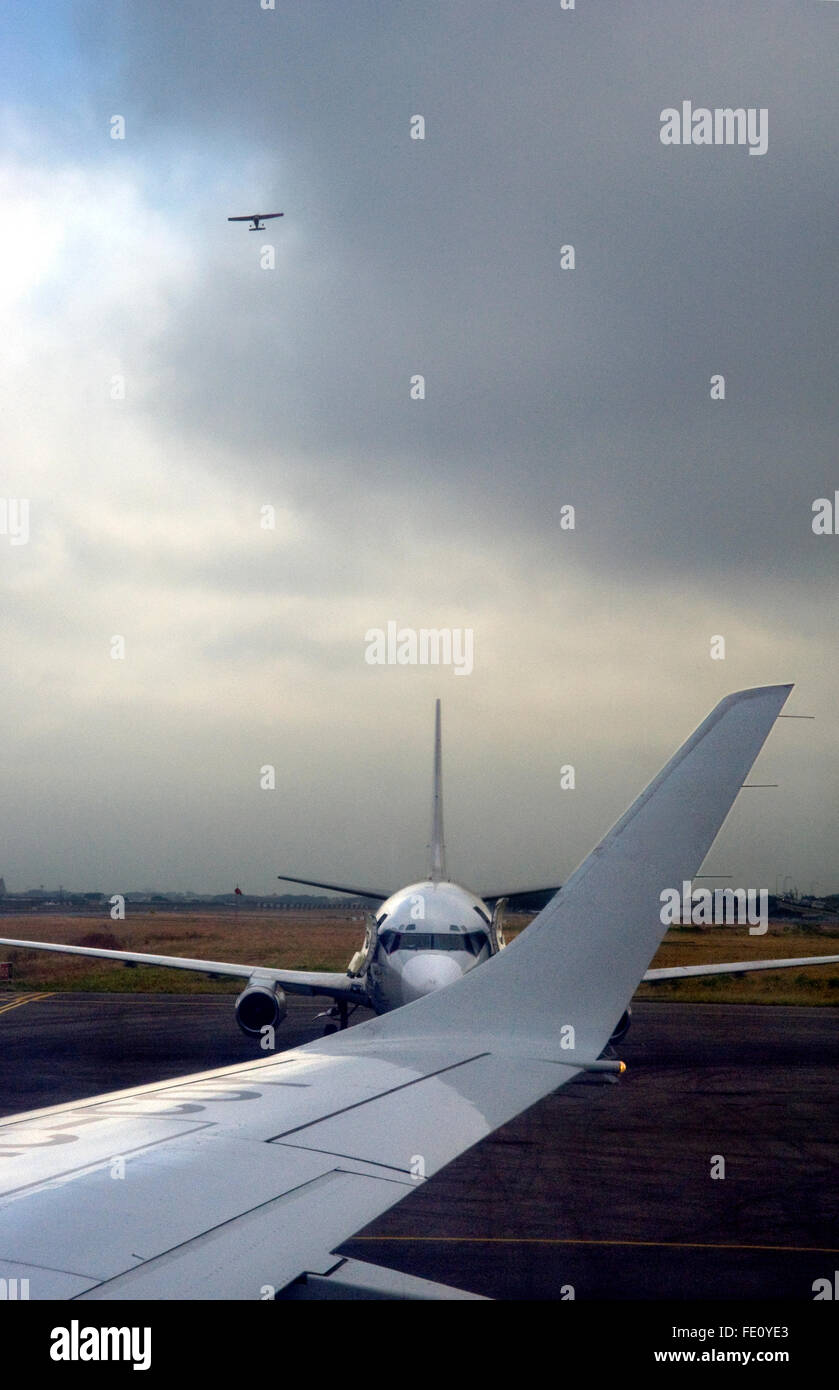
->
[[2, 1, 836, 895], [71, 0, 839, 586]]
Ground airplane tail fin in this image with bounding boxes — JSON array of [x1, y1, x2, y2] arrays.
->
[[428, 699, 447, 882]]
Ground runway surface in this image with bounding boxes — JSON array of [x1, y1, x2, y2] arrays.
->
[[0, 992, 836, 1300]]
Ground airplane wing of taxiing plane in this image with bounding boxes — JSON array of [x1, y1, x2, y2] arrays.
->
[[0, 937, 362, 1002], [0, 685, 802, 1299], [644, 954, 839, 982]]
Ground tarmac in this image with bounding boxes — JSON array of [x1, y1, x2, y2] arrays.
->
[[0, 991, 835, 1300]]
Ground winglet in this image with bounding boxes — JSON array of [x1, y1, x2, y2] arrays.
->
[[384, 684, 794, 1057], [428, 699, 447, 882]]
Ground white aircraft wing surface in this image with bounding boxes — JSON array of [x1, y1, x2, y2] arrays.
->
[[0, 684, 792, 1300], [644, 954, 839, 982], [0, 938, 362, 1002]]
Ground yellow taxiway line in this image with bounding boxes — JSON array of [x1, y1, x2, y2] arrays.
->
[[353, 1235, 839, 1255], [0, 992, 55, 1017]]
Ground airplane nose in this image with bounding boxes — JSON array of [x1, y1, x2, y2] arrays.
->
[[400, 953, 463, 1005]]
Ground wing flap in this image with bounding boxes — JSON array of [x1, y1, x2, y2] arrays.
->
[[78, 1169, 402, 1301], [2, 1137, 340, 1285], [283, 1256, 487, 1300]]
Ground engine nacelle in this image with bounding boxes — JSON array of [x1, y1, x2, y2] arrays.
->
[[235, 980, 288, 1037], [609, 1007, 631, 1045]]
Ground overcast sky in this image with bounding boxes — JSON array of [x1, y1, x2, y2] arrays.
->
[[2, 0, 837, 897]]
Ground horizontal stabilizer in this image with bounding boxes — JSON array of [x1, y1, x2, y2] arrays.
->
[[277, 874, 389, 899]]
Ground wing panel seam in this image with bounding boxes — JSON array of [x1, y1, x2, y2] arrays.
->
[[266, 1052, 491, 1141]]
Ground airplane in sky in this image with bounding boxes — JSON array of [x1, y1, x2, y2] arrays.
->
[[2, 684, 836, 1300], [228, 212, 284, 230], [1, 695, 837, 1048]]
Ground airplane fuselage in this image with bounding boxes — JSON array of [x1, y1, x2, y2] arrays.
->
[[364, 879, 496, 1013]]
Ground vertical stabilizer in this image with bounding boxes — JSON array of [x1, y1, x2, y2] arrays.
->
[[428, 699, 447, 882]]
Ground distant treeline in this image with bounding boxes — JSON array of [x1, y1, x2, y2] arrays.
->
[[0, 892, 372, 910]]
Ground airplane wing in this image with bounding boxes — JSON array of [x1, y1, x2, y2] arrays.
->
[[644, 954, 839, 982], [227, 212, 283, 221], [0, 684, 793, 1300], [0, 937, 363, 1002]]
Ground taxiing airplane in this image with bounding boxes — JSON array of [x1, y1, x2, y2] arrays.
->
[[1, 696, 837, 1049], [228, 212, 284, 230], [0, 702, 556, 1039], [2, 684, 836, 1299]]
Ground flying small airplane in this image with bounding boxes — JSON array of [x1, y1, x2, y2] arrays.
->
[[1, 695, 836, 1048], [2, 684, 836, 1300], [228, 212, 284, 231]]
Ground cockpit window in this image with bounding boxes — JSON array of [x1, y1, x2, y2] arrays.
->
[[378, 929, 487, 955]]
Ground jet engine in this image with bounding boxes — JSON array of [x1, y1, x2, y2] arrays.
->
[[235, 979, 287, 1037], [609, 1007, 631, 1044]]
